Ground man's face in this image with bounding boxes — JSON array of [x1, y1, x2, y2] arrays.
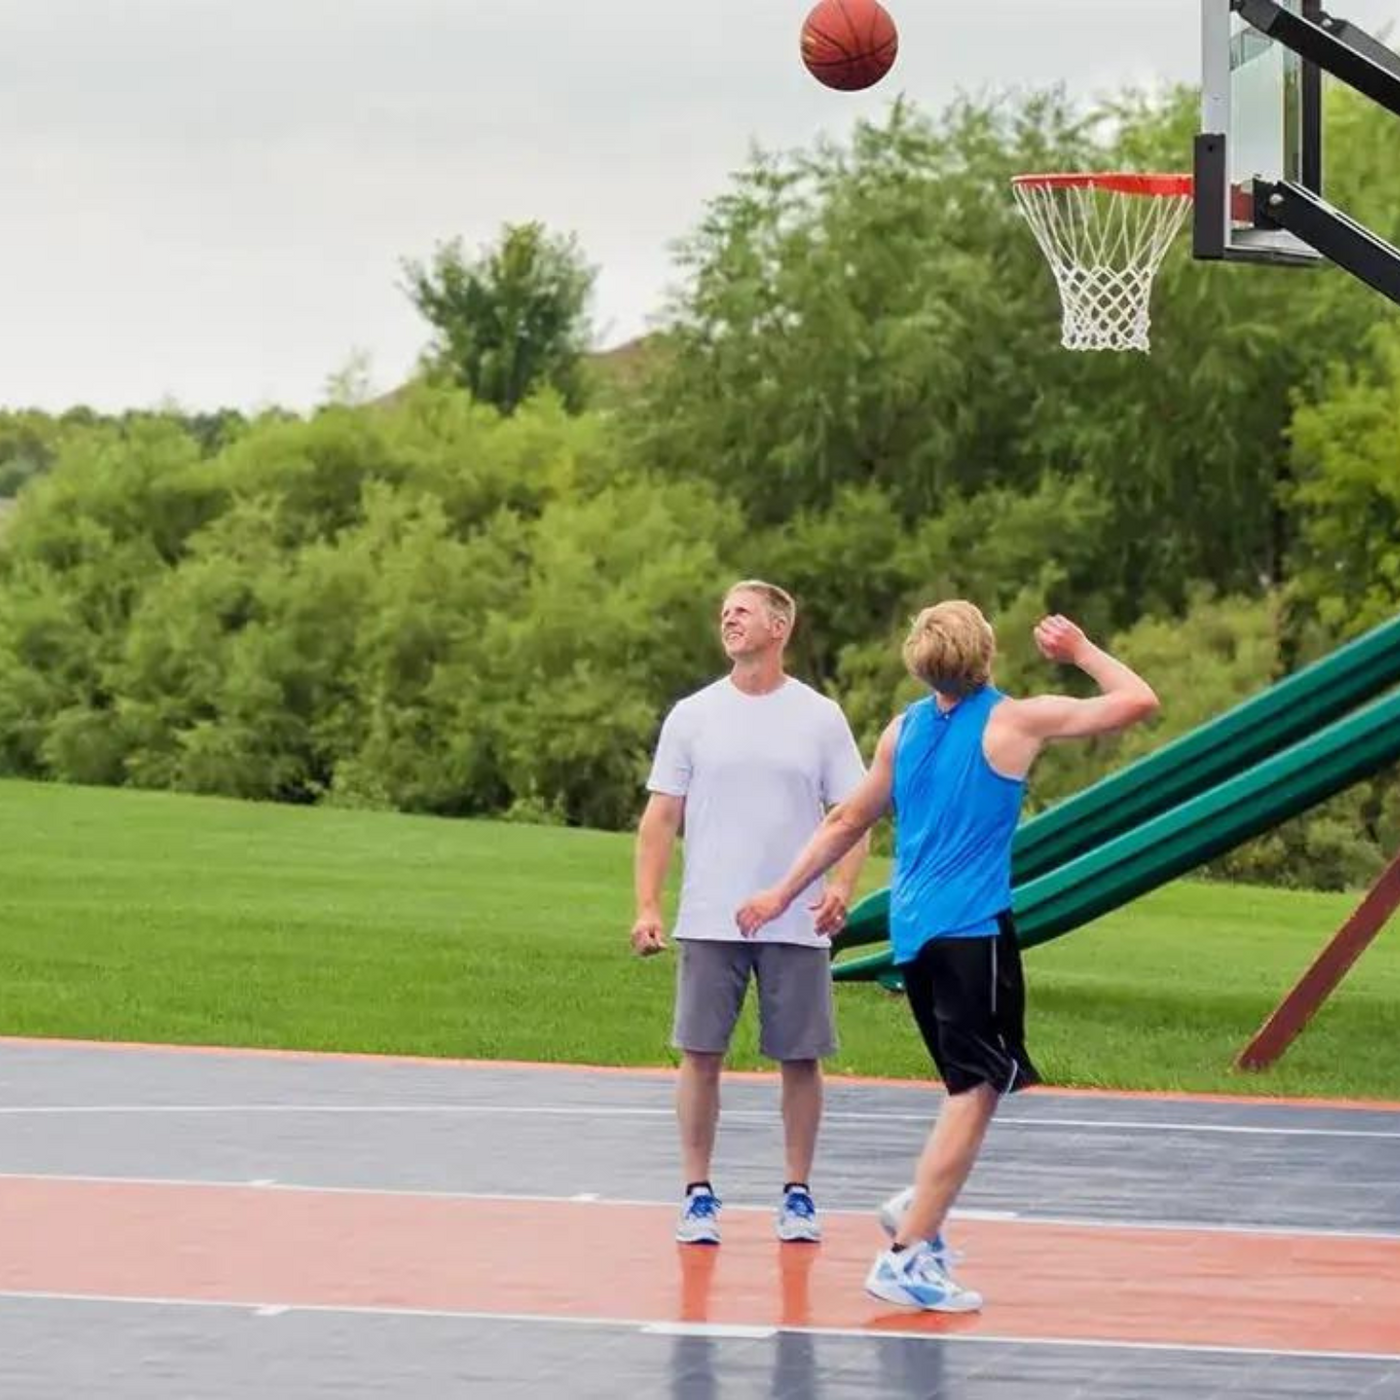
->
[[720, 590, 784, 660]]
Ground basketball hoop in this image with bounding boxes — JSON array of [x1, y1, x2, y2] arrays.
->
[[1011, 173, 1193, 353]]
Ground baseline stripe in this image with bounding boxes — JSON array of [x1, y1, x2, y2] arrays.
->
[[0, 1289, 1396, 1365], [3, 1035, 1397, 1112], [0, 1102, 1394, 1139]]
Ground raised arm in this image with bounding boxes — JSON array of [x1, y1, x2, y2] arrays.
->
[[986, 615, 1159, 778], [735, 717, 901, 938]]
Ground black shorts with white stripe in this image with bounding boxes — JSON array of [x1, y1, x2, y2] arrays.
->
[[901, 912, 1042, 1096]]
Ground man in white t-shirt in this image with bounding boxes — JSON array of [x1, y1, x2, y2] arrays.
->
[[630, 579, 869, 1245]]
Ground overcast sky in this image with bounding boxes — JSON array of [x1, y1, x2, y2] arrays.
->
[[2, 0, 1395, 413]]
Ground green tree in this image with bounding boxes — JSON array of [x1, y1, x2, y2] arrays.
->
[[626, 86, 1396, 631], [630, 94, 1095, 527], [0, 413, 62, 498], [1286, 322, 1400, 637], [403, 223, 596, 414], [0, 419, 221, 781], [477, 475, 744, 828]]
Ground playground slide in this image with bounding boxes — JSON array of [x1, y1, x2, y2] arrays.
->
[[1011, 686, 1400, 945], [835, 684, 1400, 981], [834, 611, 1400, 958], [828, 613, 1400, 985], [1012, 612, 1400, 883]]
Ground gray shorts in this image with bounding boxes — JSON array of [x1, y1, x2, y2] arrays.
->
[[672, 939, 837, 1062]]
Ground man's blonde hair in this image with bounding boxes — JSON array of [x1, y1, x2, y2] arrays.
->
[[903, 600, 995, 697], [725, 579, 797, 633]]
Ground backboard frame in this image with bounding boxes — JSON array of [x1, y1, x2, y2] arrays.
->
[[1195, 0, 1324, 265]]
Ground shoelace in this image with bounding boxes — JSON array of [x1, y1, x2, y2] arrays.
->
[[687, 1193, 719, 1219], [906, 1245, 959, 1287], [930, 1235, 965, 1265], [784, 1192, 815, 1219]]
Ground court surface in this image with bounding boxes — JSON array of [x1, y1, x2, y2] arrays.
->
[[0, 1036, 1397, 1398]]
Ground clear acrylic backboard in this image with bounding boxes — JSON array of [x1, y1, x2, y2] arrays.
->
[[1197, 0, 1323, 263]]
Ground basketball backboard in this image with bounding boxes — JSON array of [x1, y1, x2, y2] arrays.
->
[[1196, 0, 1324, 263]]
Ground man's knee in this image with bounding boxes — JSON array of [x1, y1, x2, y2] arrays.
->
[[941, 1081, 999, 1122], [682, 1050, 724, 1082]]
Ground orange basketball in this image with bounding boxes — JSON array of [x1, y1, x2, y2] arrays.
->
[[800, 0, 899, 92]]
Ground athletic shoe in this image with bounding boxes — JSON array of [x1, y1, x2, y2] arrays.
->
[[864, 1242, 983, 1313], [877, 1185, 959, 1267], [776, 1186, 822, 1243], [675, 1187, 722, 1244]]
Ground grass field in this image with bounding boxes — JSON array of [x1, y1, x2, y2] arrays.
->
[[2, 777, 1397, 1100]]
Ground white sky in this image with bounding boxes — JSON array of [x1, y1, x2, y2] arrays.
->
[[2, 0, 1395, 413]]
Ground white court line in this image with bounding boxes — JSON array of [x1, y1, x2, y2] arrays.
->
[[0, 1102, 1396, 1139], [0, 1289, 1397, 1364], [0, 1168, 1017, 1220], [1, 1171, 1397, 1243], [643, 1322, 777, 1339]]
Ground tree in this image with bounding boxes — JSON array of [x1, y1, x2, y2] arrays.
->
[[627, 94, 1098, 522], [1286, 322, 1400, 638], [625, 87, 1396, 629], [0, 411, 81, 498], [402, 223, 596, 414]]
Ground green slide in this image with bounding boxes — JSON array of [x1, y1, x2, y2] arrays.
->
[[833, 613, 1400, 984]]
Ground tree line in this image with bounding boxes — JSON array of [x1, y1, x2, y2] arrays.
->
[[1, 83, 1397, 888]]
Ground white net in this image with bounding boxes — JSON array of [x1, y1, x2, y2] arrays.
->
[[1011, 174, 1193, 353]]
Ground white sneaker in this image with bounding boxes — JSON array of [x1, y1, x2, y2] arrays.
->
[[877, 1186, 960, 1267], [675, 1187, 722, 1244], [776, 1186, 821, 1242], [864, 1243, 983, 1313]]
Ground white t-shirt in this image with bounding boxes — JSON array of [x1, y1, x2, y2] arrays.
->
[[647, 677, 867, 946]]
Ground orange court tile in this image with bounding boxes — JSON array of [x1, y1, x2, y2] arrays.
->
[[1, 1177, 1397, 1356]]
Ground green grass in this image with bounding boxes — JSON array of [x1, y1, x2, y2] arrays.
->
[[2, 777, 1397, 1099]]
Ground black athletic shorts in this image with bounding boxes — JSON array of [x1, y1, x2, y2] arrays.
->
[[901, 912, 1042, 1096]]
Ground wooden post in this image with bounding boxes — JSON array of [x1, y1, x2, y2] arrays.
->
[[1236, 849, 1400, 1071]]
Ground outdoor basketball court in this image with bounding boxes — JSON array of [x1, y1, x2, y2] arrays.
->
[[4, 3, 1400, 1397], [0, 1036, 1397, 1398]]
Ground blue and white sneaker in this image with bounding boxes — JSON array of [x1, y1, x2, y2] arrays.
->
[[676, 1187, 722, 1244], [877, 1185, 959, 1267], [864, 1242, 983, 1313], [776, 1186, 822, 1243]]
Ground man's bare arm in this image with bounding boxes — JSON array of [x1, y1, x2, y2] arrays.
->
[[632, 793, 684, 955], [987, 616, 1158, 778], [809, 829, 873, 937], [1020, 614, 1159, 739], [828, 832, 872, 901]]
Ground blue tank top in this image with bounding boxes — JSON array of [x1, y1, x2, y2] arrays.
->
[[889, 686, 1026, 965]]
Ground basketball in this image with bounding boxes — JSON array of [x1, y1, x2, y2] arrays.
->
[[800, 0, 899, 92]]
